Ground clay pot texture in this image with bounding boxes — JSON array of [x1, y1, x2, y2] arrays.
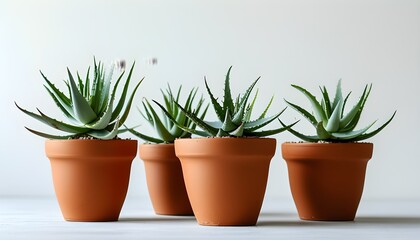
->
[[45, 139, 137, 222], [175, 138, 276, 226], [282, 142, 373, 221], [139, 144, 193, 215]]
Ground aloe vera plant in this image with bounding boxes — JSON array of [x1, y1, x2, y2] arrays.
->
[[15, 59, 143, 140], [155, 66, 295, 137], [283, 80, 396, 142], [128, 85, 208, 143]]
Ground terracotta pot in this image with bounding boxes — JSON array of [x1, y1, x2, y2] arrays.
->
[[139, 144, 193, 215], [281, 142, 373, 221], [45, 139, 137, 222], [175, 138, 276, 226]]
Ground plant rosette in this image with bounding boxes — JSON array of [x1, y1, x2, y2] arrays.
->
[[130, 86, 207, 215], [281, 80, 395, 221], [16, 59, 142, 221], [160, 67, 295, 226]]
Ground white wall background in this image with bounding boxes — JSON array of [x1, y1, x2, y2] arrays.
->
[[0, 0, 419, 201]]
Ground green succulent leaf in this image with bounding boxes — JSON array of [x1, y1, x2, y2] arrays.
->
[[145, 99, 175, 142], [352, 111, 396, 141], [17, 59, 143, 140], [285, 99, 317, 126], [204, 77, 224, 122], [84, 67, 91, 97], [153, 100, 213, 137], [287, 80, 394, 142], [339, 85, 372, 133], [40, 71, 71, 106], [169, 108, 186, 137], [244, 107, 286, 131], [84, 100, 114, 130], [230, 122, 244, 137], [316, 122, 332, 140], [248, 120, 299, 137], [128, 128, 164, 144], [320, 86, 332, 117], [88, 118, 120, 140], [216, 128, 229, 137], [171, 67, 286, 138], [223, 66, 235, 112], [99, 64, 113, 113], [174, 101, 218, 136], [244, 90, 259, 122], [332, 79, 343, 110], [24, 127, 78, 139], [331, 121, 376, 140], [325, 99, 342, 132], [67, 68, 97, 124], [15, 102, 88, 134], [111, 62, 135, 121], [257, 94, 273, 120], [43, 86, 75, 120], [291, 84, 327, 122], [232, 77, 260, 125], [221, 111, 237, 132], [280, 120, 320, 142], [117, 77, 143, 127]]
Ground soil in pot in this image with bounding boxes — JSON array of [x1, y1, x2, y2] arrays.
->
[[139, 143, 193, 215], [175, 137, 276, 226], [282, 142, 373, 221], [45, 139, 137, 222]]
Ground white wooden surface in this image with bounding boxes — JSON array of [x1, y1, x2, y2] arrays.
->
[[1, 197, 419, 240]]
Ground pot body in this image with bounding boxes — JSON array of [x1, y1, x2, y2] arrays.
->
[[45, 139, 137, 221], [282, 142, 373, 221], [139, 144, 193, 215], [175, 138, 276, 226]]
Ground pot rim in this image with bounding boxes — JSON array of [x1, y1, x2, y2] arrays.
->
[[282, 141, 373, 145], [281, 141, 373, 161]]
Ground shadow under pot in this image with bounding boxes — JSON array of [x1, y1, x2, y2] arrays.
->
[[175, 137, 276, 226], [139, 143, 193, 216], [281, 142, 373, 221], [45, 139, 137, 222]]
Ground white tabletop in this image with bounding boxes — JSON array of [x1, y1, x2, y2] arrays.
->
[[1, 197, 419, 240]]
